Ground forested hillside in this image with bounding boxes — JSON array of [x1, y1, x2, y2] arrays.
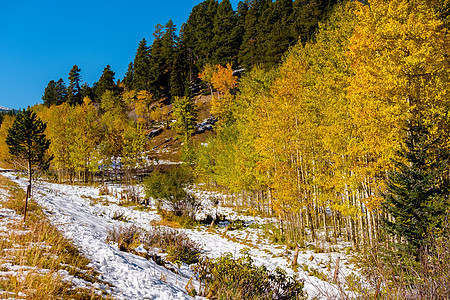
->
[[40, 0, 337, 106]]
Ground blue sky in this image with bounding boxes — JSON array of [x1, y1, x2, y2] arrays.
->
[[0, 0, 240, 110]]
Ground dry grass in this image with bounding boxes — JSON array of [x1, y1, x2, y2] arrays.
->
[[0, 175, 111, 299], [106, 225, 202, 265], [0, 160, 13, 169]]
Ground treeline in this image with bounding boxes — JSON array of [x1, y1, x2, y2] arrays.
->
[[194, 0, 450, 251], [0, 110, 17, 126], [3, 87, 197, 183], [42, 0, 337, 106]]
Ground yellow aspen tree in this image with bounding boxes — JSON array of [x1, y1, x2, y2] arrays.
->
[[71, 97, 102, 182], [348, 0, 450, 171], [0, 115, 15, 162], [44, 103, 73, 181], [122, 121, 148, 170], [134, 90, 153, 127]]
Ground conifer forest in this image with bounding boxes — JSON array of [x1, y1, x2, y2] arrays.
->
[[1, 0, 449, 299]]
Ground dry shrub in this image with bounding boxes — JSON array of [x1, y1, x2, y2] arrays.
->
[[354, 220, 450, 300], [106, 225, 202, 265], [143, 227, 202, 265], [106, 224, 143, 251]]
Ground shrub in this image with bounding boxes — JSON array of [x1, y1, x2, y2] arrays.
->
[[143, 167, 200, 220], [193, 248, 305, 299], [356, 217, 450, 299], [106, 225, 142, 251], [142, 227, 202, 265], [107, 225, 202, 265]]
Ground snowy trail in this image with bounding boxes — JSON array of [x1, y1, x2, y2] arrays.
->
[[2, 173, 194, 300], [2, 172, 357, 299]]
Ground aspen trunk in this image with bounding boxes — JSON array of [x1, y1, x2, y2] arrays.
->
[[323, 208, 329, 243], [332, 210, 338, 244]]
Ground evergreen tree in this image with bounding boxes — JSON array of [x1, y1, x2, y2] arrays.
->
[[170, 46, 188, 98], [123, 62, 134, 91], [212, 0, 239, 65], [80, 83, 95, 101], [264, 0, 294, 67], [183, 0, 218, 73], [95, 65, 117, 100], [161, 20, 179, 99], [149, 24, 165, 98], [290, 0, 337, 45], [42, 78, 67, 106], [42, 80, 57, 107], [55, 78, 68, 103], [172, 96, 198, 140], [149, 21, 179, 100], [67, 65, 83, 105], [133, 39, 151, 91], [382, 122, 450, 256], [238, 0, 270, 67], [6, 108, 53, 222]]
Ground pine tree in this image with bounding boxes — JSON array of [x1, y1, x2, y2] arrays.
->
[[133, 39, 151, 91], [382, 122, 449, 256], [42, 78, 67, 106], [162, 20, 179, 99], [67, 65, 83, 105], [183, 0, 218, 71], [172, 96, 198, 140], [80, 83, 95, 101], [42, 80, 58, 107], [6, 108, 53, 222], [149, 20, 179, 99], [212, 0, 239, 65], [95, 65, 117, 100], [238, 0, 265, 67], [123, 62, 134, 91]]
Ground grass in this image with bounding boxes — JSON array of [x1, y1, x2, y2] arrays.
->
[[0, 175, 111, 299]]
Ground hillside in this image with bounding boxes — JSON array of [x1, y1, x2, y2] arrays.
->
[[150, 94, 214, 164]]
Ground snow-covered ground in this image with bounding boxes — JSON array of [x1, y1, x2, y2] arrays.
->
[[1, 172, 360, 299]]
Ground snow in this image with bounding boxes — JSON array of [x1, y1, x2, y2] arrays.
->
[[1, 172, 361, 299], [0, 106, 12, 111]]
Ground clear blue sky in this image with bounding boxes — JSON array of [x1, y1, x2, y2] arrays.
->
[[0, 0, 240, 110]]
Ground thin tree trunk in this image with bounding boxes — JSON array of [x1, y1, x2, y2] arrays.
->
[[332, 210, 338, 244], [24, 160, 32, 223], [323, 208, 329, 243]]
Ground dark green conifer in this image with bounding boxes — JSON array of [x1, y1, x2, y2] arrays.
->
[[95, 65, 117, 100], [123, 62, 134, 91], [67, 65, 83, 105], [212, 0, 239, 65], [133, 39, 151, 91], [150, 20, 179, 100], [42, 78, 67, 106], [238, 0, 270, 67], [382, 122, 449, 256], [6, 108, 53, 222]]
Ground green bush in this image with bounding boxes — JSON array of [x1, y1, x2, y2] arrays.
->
[[193, 248, 305, 299], [143, 167, 200, 220]]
